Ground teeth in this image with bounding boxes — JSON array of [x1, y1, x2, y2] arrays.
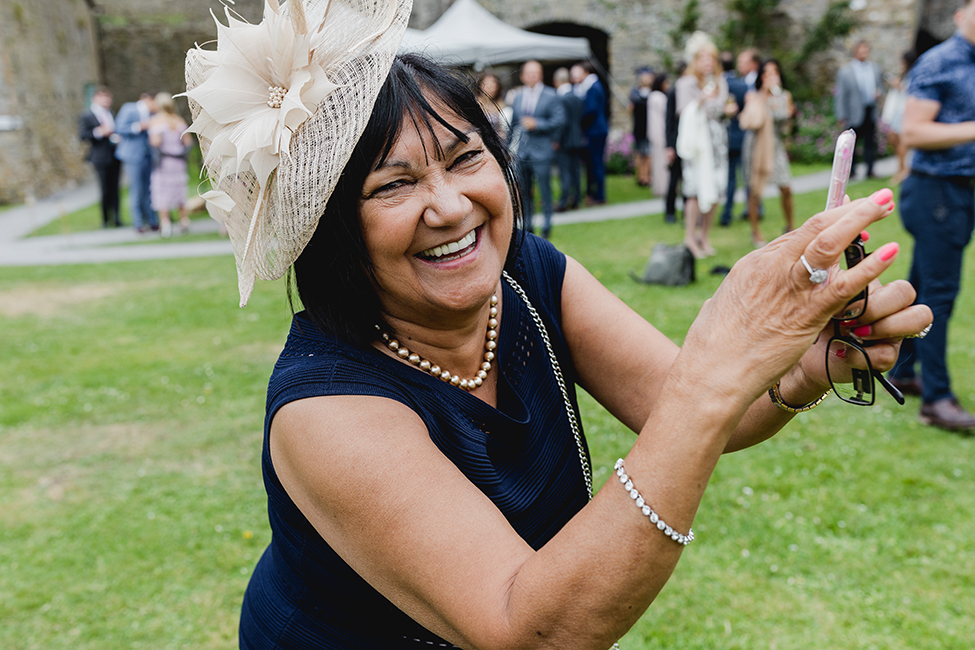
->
[[421, 230, 476, 259]]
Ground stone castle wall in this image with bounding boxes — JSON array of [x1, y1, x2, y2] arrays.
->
[[93, 0, 926, 128], [95, 0, 265, 108], [0, 0, 101, 204]]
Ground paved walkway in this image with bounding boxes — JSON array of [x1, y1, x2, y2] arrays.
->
[[0, 158, 897, 267]]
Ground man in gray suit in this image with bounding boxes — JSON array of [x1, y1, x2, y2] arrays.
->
[[509, 60, 565, 238], [835, 41, 884, 178], [553, 67, 584, 214], [115, 91, 159, 232]]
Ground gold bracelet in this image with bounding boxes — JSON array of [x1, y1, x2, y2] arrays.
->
[[768, 381, 831, 413]]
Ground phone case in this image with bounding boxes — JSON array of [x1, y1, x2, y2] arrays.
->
[[826, 129, 856, 211]]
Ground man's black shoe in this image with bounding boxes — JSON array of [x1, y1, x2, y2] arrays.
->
[[919, 398, 975, 431]]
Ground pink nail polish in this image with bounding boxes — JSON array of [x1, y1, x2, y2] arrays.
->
[[834, 348, 847, 359], [860, 230, 870, 242], [872, 188, 893, 205], [878, 242, 899, 261], [853, 325, 872, 337]]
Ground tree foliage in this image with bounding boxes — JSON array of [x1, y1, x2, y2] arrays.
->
[[657, 0, 702, 72], [719, 0, 783, 51], [719, 0, 858, 100]]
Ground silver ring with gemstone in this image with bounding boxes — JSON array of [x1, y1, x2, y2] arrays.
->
[[906, 323, 932, 340], [799, 255, 829, 284]]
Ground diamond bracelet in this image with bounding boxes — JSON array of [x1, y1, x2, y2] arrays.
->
[[614, 459, 695, 546]]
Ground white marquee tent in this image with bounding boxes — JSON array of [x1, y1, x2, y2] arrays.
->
[[399, 0, 592, 68]]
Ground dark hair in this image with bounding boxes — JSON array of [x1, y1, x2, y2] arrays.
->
[[720, 51, 734, 73], [477, 72, 504, 102], [754, 59, 787, 91], [292, 54, 523, 346], [651, 72, 669, 93]]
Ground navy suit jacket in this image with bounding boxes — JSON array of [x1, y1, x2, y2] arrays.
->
[[79, 109, 118, 166], [581, 79, 608, 138], [724, 72, 748, 152], [114, 101, 151, 163], [509, 85, 566, 163]]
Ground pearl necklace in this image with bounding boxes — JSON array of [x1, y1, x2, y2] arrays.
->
[[378, 294, 499, 391]]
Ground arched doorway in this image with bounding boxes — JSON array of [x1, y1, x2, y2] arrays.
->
[[526, 22, 612, 120]]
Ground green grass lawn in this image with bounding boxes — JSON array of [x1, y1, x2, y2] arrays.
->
[[2, 174, 974, 649]]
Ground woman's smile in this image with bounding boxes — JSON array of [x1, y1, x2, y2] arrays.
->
[[358, 112, 513, 319], [417, 226, 480, 263]]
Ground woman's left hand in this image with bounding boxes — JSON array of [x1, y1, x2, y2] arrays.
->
[[793, 277, 932, 390]]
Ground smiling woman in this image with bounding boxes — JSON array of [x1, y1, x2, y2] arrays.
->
[[186, 3, 932, 650], [293, 55, 522, 349]]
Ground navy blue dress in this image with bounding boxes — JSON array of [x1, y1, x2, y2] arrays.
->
[[239, 235, 591, 649]]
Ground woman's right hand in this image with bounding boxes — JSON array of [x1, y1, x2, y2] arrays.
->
[[678, 190, 903, 405]]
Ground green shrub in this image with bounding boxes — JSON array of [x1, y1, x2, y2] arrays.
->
[[789, 96, 890, 164]]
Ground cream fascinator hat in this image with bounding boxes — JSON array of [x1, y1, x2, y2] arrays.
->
[[683, 31, 717, 63], [182, 0, 412, 306]]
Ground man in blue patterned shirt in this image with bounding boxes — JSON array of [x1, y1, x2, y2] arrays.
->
[[889, 0, 975, 430]]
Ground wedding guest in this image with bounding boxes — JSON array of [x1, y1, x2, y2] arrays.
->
[[181, 5, 930, 648], [648, 73, 671, 199], [554, 66, 585, 213], [835, 41, 884, 179], [573, 61, 608, 206], [888, 1, 975, 431], [477, 72, 508, 138], [78, 86, 122, 228], [115, 91, 159, 233], [675, 33, 729, 258], [629, 67, 654, 187], [148, 92, 193, 238], [508, 60, 565, 238], [740, 59, 796, 246]]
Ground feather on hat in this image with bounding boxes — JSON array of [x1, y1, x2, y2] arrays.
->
[[182, 0, 412, 306]]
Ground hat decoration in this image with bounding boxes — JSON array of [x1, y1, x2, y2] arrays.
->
[[181, 0, 412, 306], [683, 31, 717, 63]]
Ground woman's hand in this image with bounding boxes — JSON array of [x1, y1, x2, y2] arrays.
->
[[792, 277, 932, 390], [679, 188, 920, 405]]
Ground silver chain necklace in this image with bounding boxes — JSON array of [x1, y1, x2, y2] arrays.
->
[[503, 270, 619, 649], [502, 271, 593, 499]]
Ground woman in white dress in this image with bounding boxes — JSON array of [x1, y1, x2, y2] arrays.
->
[[674, 32, 730, 259]]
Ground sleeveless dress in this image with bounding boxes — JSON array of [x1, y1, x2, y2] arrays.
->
[[239, 235, 592, 649], [149, 121, 189, 212]]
